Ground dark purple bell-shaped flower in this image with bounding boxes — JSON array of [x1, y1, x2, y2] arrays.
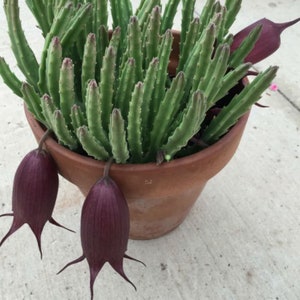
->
[[231, 17, 300, 64], [0, 147, 73, 258], [58, 159, 144, 300]]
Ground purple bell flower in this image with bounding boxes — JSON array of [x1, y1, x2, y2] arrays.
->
[[0, 148, 73, 258], [58, 160, 144, 300]]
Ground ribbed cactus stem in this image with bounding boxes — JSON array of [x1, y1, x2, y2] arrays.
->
[[127, 82, 144, 162], [97, 25, 109, 72], [59, 58, 75, 124], [77, 126, 109, 161], [41, 94, 57, 128], [141, 57, 159, 145], [115, 58, 136, 118], [53, 110, 78, 149], [99, 46, 116, 133], [203, 44, 230, 106], [177, 18, 200, 72], [60, 3, 92, 47], [70, 104, 87, 130], [136, 0, 160, 30], [21, 82, 45, 124], [188, 23, 216, 97], [109, 108, 130, 163], [81, 33, 97, 99], [161, 0, 181, 33], [93, 0, 108, 33], [213, 62, 252, 103], [198, 0, 215, 34], [0, 57, 22, 97], [5, 0, 39, 89], [224, 0, 242, 35], [229, 25, 262, 68], [25, 0, 50, 36], [145, 6, 161, 67], [152, 30, 173, 116], [128, 16, 143, 81], [202, 66, 278, 143], [85, 80, 110, 150], [180, 0, 196, 53], [38, 2, 74, 92], [162, 90, 205, 160], [46, 37, 62, 107], [148, 71, 185, 157]]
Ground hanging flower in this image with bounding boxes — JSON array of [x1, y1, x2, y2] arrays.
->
[[231, 18, 300, 64], [0, 131, 73, 258], [58, 159, 144, 300]]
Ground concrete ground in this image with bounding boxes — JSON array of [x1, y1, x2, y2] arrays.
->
[[0, 1, 299, 299]]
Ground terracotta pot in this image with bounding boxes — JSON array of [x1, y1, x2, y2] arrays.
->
[[24, 30, 250, 239], [25, 107, 249, 239]]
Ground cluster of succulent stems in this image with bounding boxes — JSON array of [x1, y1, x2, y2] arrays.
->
[[0, 0, 278, 163]]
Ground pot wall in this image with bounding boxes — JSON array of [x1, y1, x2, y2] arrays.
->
[[25, 107, 250, 239]]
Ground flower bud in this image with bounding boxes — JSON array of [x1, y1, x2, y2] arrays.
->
[[58, 162, 144, 300], [231, 18, 300, 64], [0, 149, 73, 258]]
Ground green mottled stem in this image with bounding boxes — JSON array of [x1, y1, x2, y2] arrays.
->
[[197, 0, 215, 34], [161, 0, 180, 33], [97, 25, 109, 73], [109, 108, 129, 163], [145, 6, 161, 68], [5, 0, 39, 88], [38, 2, 74, 92], [85, 80, 110, 150], [41, 94, 57, 128], [127, 82, 144, 161], [152, 30, 173, 117], [177, 17, 200, 72], [162, 90, 205, 160], [115, 58, 136, 118], [141, 57, 159, 146], [53, 109, 78, 149], [224, 0, 242, 35], [77, 126, 109, 160], [181, 0, 196, 53], [229, 25, 262, 68], [70, 104, 87, 130], [25, 0, 50, 36], [202, 44, 230, 107], [60, 3, 92, 47], [21, 83, 45, 124], [99, 46, 116, 133], [0, 57, 22, 97], [213, 62, 252, 103], [202, 66, 278, 143], [46, 37, 62, 107], [93, 0, 108, 34], [59, 58, 75, 124], [81, 33, 97, 100], [136, 0, 160, 30], [191, 24, 216, 94], [149, 72, 185, 157], [128, 16, 143, 81]]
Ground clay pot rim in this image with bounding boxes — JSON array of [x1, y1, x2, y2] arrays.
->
[[25, 105, 250, 172]]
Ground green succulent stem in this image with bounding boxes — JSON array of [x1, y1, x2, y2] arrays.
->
[[0, 0, 283, 163]]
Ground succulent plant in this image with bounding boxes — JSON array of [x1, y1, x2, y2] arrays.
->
[[1, 1, 299, 299], [2, 0, 298, 164]]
